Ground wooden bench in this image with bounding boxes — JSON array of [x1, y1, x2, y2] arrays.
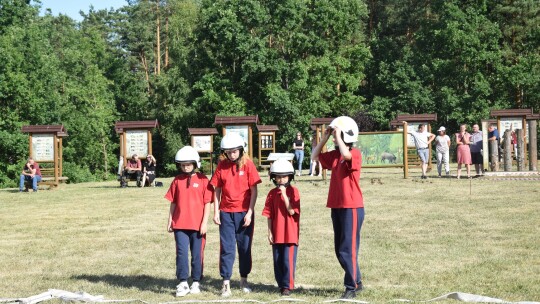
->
[[24, 167, 68, 190]]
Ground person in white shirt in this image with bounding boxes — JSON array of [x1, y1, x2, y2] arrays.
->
[[406, 123, 435, 179], [434, 126, 451, 177]]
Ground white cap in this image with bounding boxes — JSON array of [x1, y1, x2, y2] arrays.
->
[[437, 126, 446, 132]]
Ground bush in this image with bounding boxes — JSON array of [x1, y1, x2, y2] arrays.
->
[[63, 162, 95, 184]]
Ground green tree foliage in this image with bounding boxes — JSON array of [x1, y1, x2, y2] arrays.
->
[[1, 0, 539, 187], [193, 0, 371, 148]]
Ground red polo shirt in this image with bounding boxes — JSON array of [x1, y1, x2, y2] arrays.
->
[[319, 148, 363, 209], [210, 159, 261, 212], [165, 172, 213, 230], [262, 186, 301, 245]]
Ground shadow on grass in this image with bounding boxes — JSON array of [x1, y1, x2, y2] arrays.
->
[[73, 274, 342, 298], [72, 274, 175, 294]]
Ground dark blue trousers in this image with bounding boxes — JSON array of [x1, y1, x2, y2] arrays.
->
[[219, 211, 254, 280], [272, 244, 298, 290], [331, 208, 364, 291], [174, 229, 205, 282]]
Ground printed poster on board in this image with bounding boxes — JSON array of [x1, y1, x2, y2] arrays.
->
[[126, 130, 148, 158], [32, 134, 55, 162]]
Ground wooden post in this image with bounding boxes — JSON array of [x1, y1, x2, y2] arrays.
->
[[148, 130, 153, 156], [28, 134, 33, 158], [529, 120, 538, 171], [427, 124, 432, 171], [322, 124, 328, 181], [489, 140, 499, 171], [516, 129, 525, 171], [403, 122, 409, 179], [59, 137, 63, 177], [248, 126, 253, 157], [54, 134, 59, 185], [503, 130, 512, 171]]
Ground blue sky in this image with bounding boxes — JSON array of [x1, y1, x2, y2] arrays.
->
[[35, 0, 128, 21]]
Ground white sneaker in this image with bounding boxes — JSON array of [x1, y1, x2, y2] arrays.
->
[[240, 279, 252, 293], [176, 281, 190, 297], [221, 281, 232, 297], [190, 282, 201, 294]]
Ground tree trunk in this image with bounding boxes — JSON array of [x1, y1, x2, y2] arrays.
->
[[165, 15, 169, 68], [102, 136, 108, 180], [139, 51, 150, 93], [156, 0, 161, 75]]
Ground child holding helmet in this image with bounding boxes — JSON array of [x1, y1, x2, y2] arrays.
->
[[311, 116, 365, 299], [165, 146, 214, 297], [210, 133, 262, 297], [262, 158, 301, 297]]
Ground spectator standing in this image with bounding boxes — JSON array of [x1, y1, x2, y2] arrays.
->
[[470, 124, 484, 175], [292, 132, 305, 176], [406, 123, 435, 179], [488, 124, 500, 164], [434, 127, 451, 177], [455, 124, 472, 179]]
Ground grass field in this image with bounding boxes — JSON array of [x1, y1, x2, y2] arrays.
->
[[1, 167, 539, 303]]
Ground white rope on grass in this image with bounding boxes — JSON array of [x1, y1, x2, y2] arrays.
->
[[1, 290, 539, 304]]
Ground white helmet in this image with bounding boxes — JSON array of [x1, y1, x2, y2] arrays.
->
[[270, 158, 295, 176], [269, 158, 295, 186], [221, 133, 246, 151], [329, 116, 359, 143], [175, 146, 201, 168]]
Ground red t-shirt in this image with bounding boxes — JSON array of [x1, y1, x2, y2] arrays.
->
[[319, 148, 364, 209], [126, 159, 141, 169], [262, 186, 301, 245], [165, 172, 214, 230], [210, 159, 261, 212], [24, 163, 41, 177]]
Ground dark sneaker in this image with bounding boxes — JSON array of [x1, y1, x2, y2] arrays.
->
[[280, 288, 291, 297], [356, 281, 364, 292], [341, 289, 356, 299]]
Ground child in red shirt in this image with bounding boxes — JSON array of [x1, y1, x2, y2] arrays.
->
[[210, 133, 261, 297], [165, 146, 213, 297], [312, 116, 365, 299], [262, 159, 300, 297]]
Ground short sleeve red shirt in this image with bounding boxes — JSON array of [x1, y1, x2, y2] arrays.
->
[[210, 158, 262, 212], [127, 159, 141, 169], [261, 186, 300, 245], [165, 172, 214, 230], [318, 148, 363, 209]]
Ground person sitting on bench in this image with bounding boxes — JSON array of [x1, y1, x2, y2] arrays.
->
[[19, 157, 42, 192], [141, 154, 157, 187], [121, 154, 142, 187]]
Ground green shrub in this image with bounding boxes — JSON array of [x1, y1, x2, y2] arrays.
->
[[63, 162, 95, 184]]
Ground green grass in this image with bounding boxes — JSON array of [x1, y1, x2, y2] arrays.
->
[[1, 167, 539, 303]]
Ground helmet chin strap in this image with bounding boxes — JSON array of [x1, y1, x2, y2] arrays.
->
[[223, 148, 244, 172], [270, 174, 294, 188], [176, 163, 196, 188]]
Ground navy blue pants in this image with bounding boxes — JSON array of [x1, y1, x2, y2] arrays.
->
[[219, 211, 254, 280], [272, 244, 298, 290], [174, 229, 205, 282], [331, 208, 364, 291]]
